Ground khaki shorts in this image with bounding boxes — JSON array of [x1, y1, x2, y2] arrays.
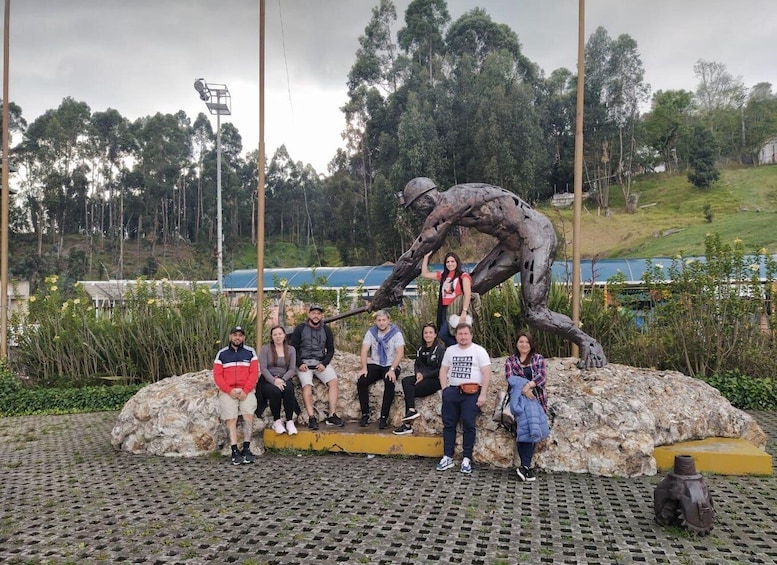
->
[[218, 391, 257, 421], [297, 364, 337, 388]]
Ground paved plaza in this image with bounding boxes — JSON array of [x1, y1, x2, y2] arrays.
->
[[1, 410, 777, 564]]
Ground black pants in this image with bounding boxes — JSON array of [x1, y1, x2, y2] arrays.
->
[[258, 378, 296, 421], [401, 375, 441, 411], [357, 364, 398, 418]]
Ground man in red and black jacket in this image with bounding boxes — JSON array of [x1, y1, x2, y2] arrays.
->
[[213, 326, 259, 465]]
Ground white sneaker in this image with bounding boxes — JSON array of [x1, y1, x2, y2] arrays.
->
[[436, 455, 455, 471], [272, 419, 286, 434], [285, 420, 298, 435]]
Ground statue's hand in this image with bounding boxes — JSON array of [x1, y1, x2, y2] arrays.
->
[[577, 340, 607, 369], [370, 287, 404, 311]]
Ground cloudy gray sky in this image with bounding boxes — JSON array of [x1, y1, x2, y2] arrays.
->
[[7, 0, 776, 172]]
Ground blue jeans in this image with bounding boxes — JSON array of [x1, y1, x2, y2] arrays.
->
[[517, 442, 536, 468], [441, 386, 479, 459]]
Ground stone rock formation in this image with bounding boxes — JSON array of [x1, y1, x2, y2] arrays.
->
[[111, 354, 766, 477]]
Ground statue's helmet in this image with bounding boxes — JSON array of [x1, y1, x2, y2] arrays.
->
[[401, 177, 437, 208]]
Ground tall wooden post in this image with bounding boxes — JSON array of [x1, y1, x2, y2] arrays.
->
[[571, 0, 585, 359]]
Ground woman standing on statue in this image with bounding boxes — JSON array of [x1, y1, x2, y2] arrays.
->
[[504, 331, 549, 482], [421, 251, 472, 347]]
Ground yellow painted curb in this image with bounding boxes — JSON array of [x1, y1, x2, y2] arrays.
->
[[264, 423, 443, 458], [654, 437, 772, 476]]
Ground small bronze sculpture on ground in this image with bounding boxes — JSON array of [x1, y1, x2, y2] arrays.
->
[[654, 454, 715, 535], [370, 177, 607, 369]]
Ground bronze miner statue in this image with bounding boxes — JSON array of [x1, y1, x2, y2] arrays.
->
[[369, 177, 607, 369], [654, 455, 715, 535]]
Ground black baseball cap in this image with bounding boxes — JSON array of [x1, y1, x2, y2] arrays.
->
[[309, 304, 323, 312], [229, 326, 245, 334]]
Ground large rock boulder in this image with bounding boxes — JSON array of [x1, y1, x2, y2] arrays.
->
[[111, 354, 766, 476]]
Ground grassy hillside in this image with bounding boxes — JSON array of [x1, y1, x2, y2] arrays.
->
[[547, 164, 777, 258]]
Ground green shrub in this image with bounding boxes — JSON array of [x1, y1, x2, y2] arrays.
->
[[700, 370, 777, 410], [0, 363, 142, 417]]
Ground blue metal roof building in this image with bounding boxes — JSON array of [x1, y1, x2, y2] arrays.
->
[[220, 258, 687, 293]]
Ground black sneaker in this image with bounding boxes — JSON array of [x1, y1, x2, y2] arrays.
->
[[378, 417, 389, 430], [326, 414, 344, 427], [516, 465, 528, 482], [393, 424, 412, 435], [402, 409, 420, 422], [359, 414, 370, 427], [241, 447, 255, 464], [525, 467, 536, 482], [308, 416, 319, 430], [231, 451, 244, 466]]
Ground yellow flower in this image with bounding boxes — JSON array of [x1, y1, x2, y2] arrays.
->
[[53, 335, 61, 342], [50, 285, 58, 292], [760, 247, 768, 255], [734, 238, 743, 245], [73, 298, 81, 305], [28, 296, 36, 303], [61, 303, 69, 312], [147, 299, 156, 305], [493, 312, 502, 318], [750, 264, 760, 272]]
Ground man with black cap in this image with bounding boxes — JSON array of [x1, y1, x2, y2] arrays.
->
[[290, 304, 344, 429], [213, 325, 259, 465]]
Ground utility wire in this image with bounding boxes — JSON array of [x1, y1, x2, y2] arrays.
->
[[278, 0, 294, 116]]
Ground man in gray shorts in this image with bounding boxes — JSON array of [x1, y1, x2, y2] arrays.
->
[[289, 305, 344, 429]]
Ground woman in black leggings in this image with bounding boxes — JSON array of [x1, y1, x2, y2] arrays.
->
[[393, 323, 446, 435]]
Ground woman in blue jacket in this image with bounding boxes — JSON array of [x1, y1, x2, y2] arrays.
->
[[505, 331, 550, 481]]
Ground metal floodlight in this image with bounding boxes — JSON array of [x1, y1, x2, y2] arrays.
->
[[193, 77, 231, 294], [193, 78, 231, 115], [193, 78, 210, 101]]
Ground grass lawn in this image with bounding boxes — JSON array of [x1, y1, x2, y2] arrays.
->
[[549, 164, 777, 258]]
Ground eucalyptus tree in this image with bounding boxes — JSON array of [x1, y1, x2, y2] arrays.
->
[[643, 89, 694, 173], [265, 145, 307, 244], [442, 8, 543, 194], [0, 100, 27, 144], [20, 97, 92, 255], [344, 0, 404, 231], [130, 111, 192, 255], [190, 112, 213, 242], [470, 50, 543, 197], [87, 108, 136, 277], [581, 27, 649, 214], [323, 150, 368, 264], [216, 122, 250, 241], [693, 60, 746, 161], [606, 33, 650, 209], [537, 68, 576, 193], [743, 82, 777, 165], [397, 0, 450, 84]]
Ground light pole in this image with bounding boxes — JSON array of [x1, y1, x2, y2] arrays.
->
[[194, 78, 231, 293]]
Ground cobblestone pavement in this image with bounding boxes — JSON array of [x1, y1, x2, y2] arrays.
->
[[1, 411, 777, 564]]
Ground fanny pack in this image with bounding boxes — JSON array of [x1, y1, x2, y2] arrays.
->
[[459, 382, 481, 395]]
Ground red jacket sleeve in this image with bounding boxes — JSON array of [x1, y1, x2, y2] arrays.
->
[[244, 356, 259, 393], [212, 357, 231, 394]]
